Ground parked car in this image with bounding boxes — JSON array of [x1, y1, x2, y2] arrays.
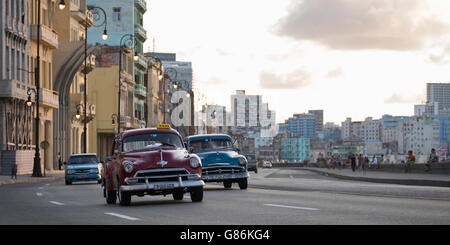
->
[[262, 161, 273, 168], [245, 154, 258, 173], [185, 134, 249, 189], [64, 153, 102, 185], [101, 124, 204, 206]]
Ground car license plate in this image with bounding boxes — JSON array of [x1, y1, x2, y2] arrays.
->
[[154, 184, 174, 190], [77, 175, 88, 179]]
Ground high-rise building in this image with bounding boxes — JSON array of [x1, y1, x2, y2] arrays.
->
[[308, 109, 323, 134], [427, 83, 450, 114], [285, 113, 315, 139], [87, 0, 148, 126]]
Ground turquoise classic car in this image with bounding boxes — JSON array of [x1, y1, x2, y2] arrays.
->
[[185, 134, 249, 189], [64, 153, 102, 185]]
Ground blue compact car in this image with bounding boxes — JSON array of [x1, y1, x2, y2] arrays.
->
[[64, 153, 102, 185], [185, 134, 249, 189]]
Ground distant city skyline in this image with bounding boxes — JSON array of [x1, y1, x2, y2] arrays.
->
[[144, 0, 450, 124]]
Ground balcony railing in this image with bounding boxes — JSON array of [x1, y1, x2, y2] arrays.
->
[[135, 0, 147, 13], [80, 54, 96, 74], [134, 54, 147, 71], [30, 24, 58, 49], [71, 9, 94, 27], [134, 84, 147, 99], [134, 24, 147, 42], [39, 88, 59, 109]]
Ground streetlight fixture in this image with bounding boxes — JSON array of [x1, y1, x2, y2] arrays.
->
[[58, 0, 66, 10], [76, 5, 108, 153]]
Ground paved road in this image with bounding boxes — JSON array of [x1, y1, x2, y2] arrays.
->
[[0, 168, 449, 225]]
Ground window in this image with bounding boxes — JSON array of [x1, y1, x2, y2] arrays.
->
[[113, 8, 121, 21]]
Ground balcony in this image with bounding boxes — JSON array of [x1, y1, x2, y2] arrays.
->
[[0, 80, 58, 109], [30, 24, 58, 49], [0, 80, 29, 101], [134, 24, 147, 42], [39, 88, 59, 109], [71, 9, 94, 27], [80, 54, 96, 74], [135, 0, 147, 13], [5, 16, 28, 39], [120, 70, 133, 84], [134, 54, 147, 71], [134, 84, 147, 99]]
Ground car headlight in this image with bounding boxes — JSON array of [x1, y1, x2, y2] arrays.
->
[[190, 158, 200, 168], [123, 162, 134, 173], [238, 157, 247, 166]]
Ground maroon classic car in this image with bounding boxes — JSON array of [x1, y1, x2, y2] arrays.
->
[[101, 124, 204, 206]]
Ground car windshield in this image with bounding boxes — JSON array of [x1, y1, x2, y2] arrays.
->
[[123, 133, 183, 152], [68, 155, 99, 164], [189, 138, 234, 153], [246, 155, 256, 161]]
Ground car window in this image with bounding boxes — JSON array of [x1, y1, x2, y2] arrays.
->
[[68, 155, 99, 164], [123, 133, 183, 152], [189, 138, 234, 152]]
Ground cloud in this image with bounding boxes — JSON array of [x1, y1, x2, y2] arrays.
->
[[259, 69, 311, 89], [274, 0, 450, 51], [326, 67, 344, 79], [384, 93, 424, 104]]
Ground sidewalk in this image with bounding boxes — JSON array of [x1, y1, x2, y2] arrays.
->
[[0, 170, 65, 186], [301, 167, 450, 187]]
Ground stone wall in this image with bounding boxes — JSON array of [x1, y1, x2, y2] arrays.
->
[[1, 150, 34, 175]]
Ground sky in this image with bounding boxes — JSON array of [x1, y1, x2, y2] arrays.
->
[[143, 0, 450, 125]]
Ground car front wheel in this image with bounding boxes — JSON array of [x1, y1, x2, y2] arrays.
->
[[190, 187, 203, 202], [238, 179, 248, 190]]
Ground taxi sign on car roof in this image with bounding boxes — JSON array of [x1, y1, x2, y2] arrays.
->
[[157, 124, 171, 129]]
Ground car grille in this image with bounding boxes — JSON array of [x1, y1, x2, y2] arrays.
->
[[134, 168, 191, 183], [202, 165, 245, 175]]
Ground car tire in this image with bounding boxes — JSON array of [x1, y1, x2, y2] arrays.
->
[[105, 189, 117, 205], [118, 190, 131, 206], [173, 189, 184, 201], [65, 179, 72, 185], [223, 181, 232, 189], [117, 178, 131, 206], [190, 187, 203, 202], [238, 179, 248, 190]]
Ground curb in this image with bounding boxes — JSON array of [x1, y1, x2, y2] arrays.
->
[[304, 169, 450, 188], [0, 176, 64, 186]]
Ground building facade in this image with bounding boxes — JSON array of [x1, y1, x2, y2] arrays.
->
[[88, 45, 135, 161], [427, 83, 450, 114], [87, 0, 148, 128]]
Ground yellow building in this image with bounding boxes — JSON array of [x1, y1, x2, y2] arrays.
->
[[88, 45, 135, 161]]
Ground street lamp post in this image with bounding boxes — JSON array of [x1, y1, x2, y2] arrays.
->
[[78, 5, 108, 153], [118, 34, 138, 133]]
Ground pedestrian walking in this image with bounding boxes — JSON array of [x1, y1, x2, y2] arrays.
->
[[362, 156, 369, 175], [369, 155, 378, 169], [350, 153, 356, 172], [404, 150, 416, 173], [11, 163, 17, 179], [425, 148, 438, 172], [58, 152, 62, 170]]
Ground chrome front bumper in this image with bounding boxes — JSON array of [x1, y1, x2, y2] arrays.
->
[[121, 172, 204, 192], [202, 172, 249, 182]]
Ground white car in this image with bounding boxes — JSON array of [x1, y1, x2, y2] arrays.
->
[[262, 161, 273, 168]]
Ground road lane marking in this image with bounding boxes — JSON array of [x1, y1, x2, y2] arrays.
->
[[49, 201, 64, 206], [264, 203, 320, 211], [104, 212, 141, 221], [36, 192, 43, 196]]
